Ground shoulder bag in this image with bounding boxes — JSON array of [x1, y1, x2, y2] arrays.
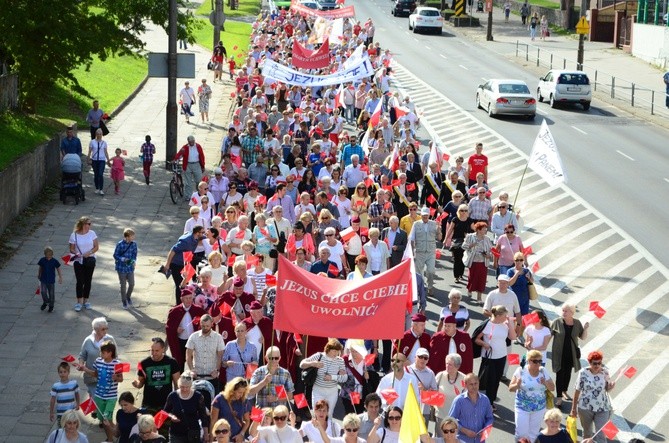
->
[[301, 352, 322, 386], [527, 280, 538, 300]]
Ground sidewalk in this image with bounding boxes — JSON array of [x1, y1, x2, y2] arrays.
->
[[0, 24, 236, 442], [448, 5, 669, 122]]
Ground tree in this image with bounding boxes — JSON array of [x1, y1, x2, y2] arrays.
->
[[0, 0, 198, 111]]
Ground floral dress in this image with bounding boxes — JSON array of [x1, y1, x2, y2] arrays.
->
[[576, 366, 612, 413], [513, 367, 552, 412], [198, 84, 212, 113]]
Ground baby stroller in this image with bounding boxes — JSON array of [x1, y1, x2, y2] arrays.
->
[[60, 154, 86, 204]]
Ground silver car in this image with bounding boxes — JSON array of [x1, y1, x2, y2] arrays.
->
[[537, 70, 592, 110], [476, 79, 536, 119]]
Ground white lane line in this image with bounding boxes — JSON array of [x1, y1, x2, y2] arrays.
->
[[459, 64, 469, 70], [481, 77, 488, 82], [536, 108, 548, 115], [664, 177, 669, 184], [405, 31, 410, 35], [440, 54, 447, 59], [425, 45, 431, 50], [571, 125, 587, 135], [413, 37, 419, 42], [616, 150, 635, 161]]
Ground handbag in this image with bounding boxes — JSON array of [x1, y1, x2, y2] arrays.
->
[[273, 220, 287, 253], [478, 350, 491, 388], [566, 416, 578, 442], [527, 281, 538, 300], [207, 60, 214, 70], [301, 353, 322, 386]]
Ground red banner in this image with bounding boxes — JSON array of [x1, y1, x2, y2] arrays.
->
[[273, 255, 410, 339], [290, 2, 356, 18], [292, 38, 330, 69]]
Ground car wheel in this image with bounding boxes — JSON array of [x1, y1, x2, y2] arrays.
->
[[549, 94, 557, 108], [537, 88, 544, 102], [488, 103, 495, 117], [583, 102, 591, 111], [409, 22, 412, 30], [476, 94, 481, 109], [413, 25, 418, 33], [527, 114, 536, 120]]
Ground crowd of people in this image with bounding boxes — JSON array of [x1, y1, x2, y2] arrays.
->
[[46, 5, 623, 443]]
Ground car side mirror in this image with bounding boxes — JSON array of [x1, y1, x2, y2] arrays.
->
[[539, 77, 544, 81]]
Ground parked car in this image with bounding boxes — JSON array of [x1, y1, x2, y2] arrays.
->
[[537, 69, 592, 110], [409, 7, 443, 34], [392, 0, 417, 16], [476, 79, 536, 119], [316, 0, 337, 10]]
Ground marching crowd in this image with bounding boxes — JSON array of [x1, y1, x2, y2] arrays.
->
[[46, 5, 623, 443]]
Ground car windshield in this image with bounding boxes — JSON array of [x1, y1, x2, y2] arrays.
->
[[558, 74, 589, 85], [498, 84, 530, 94], [420, 9, 440, 15]]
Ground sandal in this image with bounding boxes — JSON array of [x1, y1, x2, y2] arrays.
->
[[563, 392, 573, 401]]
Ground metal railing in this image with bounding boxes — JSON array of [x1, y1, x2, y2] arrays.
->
[[515, 41, 669, 117]]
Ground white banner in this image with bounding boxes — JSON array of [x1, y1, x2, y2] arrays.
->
[[528, 119, 567, 186], [261, 57, 374, 87]]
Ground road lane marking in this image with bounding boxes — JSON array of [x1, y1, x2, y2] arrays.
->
[[440, 54, 447, 59], [616, 150, 635, 161], [459, 64, 468, 70], [425, 45, 431, 50], [664, 178, 669, 184], [571, 125, 587, 135]]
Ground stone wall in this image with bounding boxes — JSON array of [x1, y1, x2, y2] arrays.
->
[[493, 0, 580, 28]]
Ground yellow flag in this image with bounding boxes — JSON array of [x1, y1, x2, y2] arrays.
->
[[399, 384, 427, 443]]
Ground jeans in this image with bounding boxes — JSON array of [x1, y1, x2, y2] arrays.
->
[[118, 271, 135, 303], [578, 408, 611, 443], [41, 283, 55, 307], [73, 259, 96, 300], [91, 160, 106, 191], [344, 105, 355, 123]]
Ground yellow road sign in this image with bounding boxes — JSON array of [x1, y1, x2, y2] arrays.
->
[[576, 16, 590, 34]]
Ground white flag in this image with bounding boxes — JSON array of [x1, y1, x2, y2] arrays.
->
[[528, 119, 567, 186]]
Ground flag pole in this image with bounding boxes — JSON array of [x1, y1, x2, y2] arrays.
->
[[512, 161, 530, 211]]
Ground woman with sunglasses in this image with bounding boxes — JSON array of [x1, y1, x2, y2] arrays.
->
[[350, 182, 371, 228], [447, 156, 467, 182], [211, 377, 251, 442], [211, 419, 232, 443], [251, 404, 301, 443], [445, 204, 473, 285], [432, 416, 459, 443], [265, 166, 282, 198], [315, 413, 365, 443], [366, 406, 402, 443], [507, 251, 533, 318], [494, 222, 524, 278], [509, 349, 556, 442], [570, 351, 615, 443]]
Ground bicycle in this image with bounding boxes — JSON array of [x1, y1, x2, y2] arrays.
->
[[169, 161, 184, 204]]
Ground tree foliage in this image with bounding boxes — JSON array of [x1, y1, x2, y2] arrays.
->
[[0, 0, 198, 111]]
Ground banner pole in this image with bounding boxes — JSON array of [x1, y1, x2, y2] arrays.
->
[[512, 161, 529, 211]]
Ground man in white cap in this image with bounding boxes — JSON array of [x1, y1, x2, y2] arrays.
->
[[341, 340, 374, 414], [408, 347, 438, 424], [409, 207, 442, 295]]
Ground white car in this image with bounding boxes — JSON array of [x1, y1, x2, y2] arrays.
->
[[409, 7, 443, 34], [476, 79, 536, 119], [537, 69, 591, 110]]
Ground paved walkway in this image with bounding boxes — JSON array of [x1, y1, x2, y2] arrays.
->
[[0, 24, 236, 442]]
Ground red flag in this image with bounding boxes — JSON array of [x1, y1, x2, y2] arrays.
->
[[382, 185, 392, 192], [406, 183, 416, 192], [589, 301, 601, 312], [219, 302, 232, 318], [275, 385, 287, 399], [292, 38, 330, 69], [294, 393, 308, 409], [421, 390, 446, 407], [427, 194, 436, 205], [490, 247, 501, 258], [114, 362, 131, 373], [212, 241, 220, 251], [182, 263, 196, 281], [80, 397, 97, 415], [61, 254, 72, 265], [235, 230, 246, 239], [183, 251, 194, 263], [328, 264, 339, 276], [522, 312, 540, 327], [245, 363, 258, 379], [257, 195, 267, 205], [391, 179, 401, 187], [202, 175, 209, 183], [393, 106, 409, 118], [531, 261, 540, 273], [601, 420, 619, 440], [468, 187, 477, 195], [380, 388, 399, 405], [623, 366, 637, 378], [435, 250, 442, 259], [154, 410, 170, 428], [364, 353, 376, 366], [121, 150, 128, 156], [137, 361, 145, 377], [293, 333, 303, 344], [429, 207, 436, 217], [360, 227, 369, 237], [593, 305, 607, 319], [228, 254, 236, 267], [364, 177, 373, 187], [350, 391, 361, 405], [442, 152, 450, 162], [191, 197, 198, 204], [61, 354, 76, 363], [436, 212, 447, 222], [246, 255, 259, 268], [522, 245, 534, 256], [265, 274, 277, 287], [250, 406, 264, 422], [35, 285, 41, 295], [508, 353, 520, 365], [340, 227, 356, 242], [191, 316, 201, 327], [480, 424, 493, 440], [220, 229, 228, 241]]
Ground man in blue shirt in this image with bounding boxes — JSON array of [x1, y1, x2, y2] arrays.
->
[[309, 247, 340, 278], [448, 373, 494, 443], [162, 226, 205, 304], [60, 127, 83, 160], [340, 135, 365, 168]]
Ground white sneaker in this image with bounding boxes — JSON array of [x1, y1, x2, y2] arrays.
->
[[99, 189, 104, 195]]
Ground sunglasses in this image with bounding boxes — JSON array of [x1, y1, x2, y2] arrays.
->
[[417, 355, 429, 360], [391, 359, 405, 363], [268, 356, 280, 360], [388, 416, 402, 421], [273, 416, 287, 421], [181, 375, 193, 381], [214, 429, 230, 435], [590, 361, 603, 366], [515, 259, 525, 262], [529, 359, 543, 364], [345, 428, 359, 433], [325, 234, 334, 237], [441, 428, 457, 434]]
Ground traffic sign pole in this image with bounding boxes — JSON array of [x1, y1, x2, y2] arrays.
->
[[575, 16, 589, 70]]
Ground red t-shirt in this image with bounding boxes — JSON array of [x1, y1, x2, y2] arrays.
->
[[468, 153, 488, 180]]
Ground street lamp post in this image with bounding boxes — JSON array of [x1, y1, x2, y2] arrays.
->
[[166, 0, 178, 165], [486, 0, 494, 40]]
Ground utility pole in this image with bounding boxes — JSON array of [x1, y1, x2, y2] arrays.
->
[[575, 13, 589, 69], [213, 0, 224, 47], [486, 0, 494, 41], [166, 0, 178, 165]]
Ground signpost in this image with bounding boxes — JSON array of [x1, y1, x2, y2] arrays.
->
[[575, 16, 589, 70]]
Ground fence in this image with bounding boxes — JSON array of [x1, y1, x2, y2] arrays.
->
[[515, 41, 669, 117], [0, 74, 19, 112]]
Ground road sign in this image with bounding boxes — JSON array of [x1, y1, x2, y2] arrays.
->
[[209, 10, 226, 26], [576, 16, 590, 34], [148, 53, 196, 78]]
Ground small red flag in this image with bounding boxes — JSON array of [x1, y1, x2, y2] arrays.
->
[[236, 230, 246, 239], [601, 420, 619, 440], [436, 212, 447, 222], [360, 227, 369, 237], [114, 362, 131, 373], [406, 183, 416, 192], [35, 285, 41, 295], [228, 254, 236, 267], [380, 388, 399, 405], [191, 197, 198, 204], [623, 366, 637, 378], [80, 397, 97, 415], [429, 207, 436, 217], [294, 333, 303, 344], [246, 255, 259, 268], [350, 391, 361, 404], [137, 361, 145, 377], [427, 194, 436, 204], [382, 185, 393, 192], [522, 245, 534, 256], [61, 354, 76, 363], [183, 251, 194, 263], [182, 263, 196, 281], [202, 175, 209, 183], [265, 274, 277, 287], [593, 306, 607, 319], [364, 353, 376, 366], [490, 247, 501, 258], [328, 264, 339, 276], [355, 200, 366, 208], [250, 406, 264, 422], [531, 261, 540, 273], [275, 385, 287, 399], [191, 316, 201, 327], [245, 363, 258, 379], [154, 410, 170, 428], [420, 390, 446, 407], [468, 187, 477, 195], [391, 179, 401, 187], [364, 177, 373, 187], [480, 424, 493, 440], [294, 393, 308, 409], [122, 150, 128, 156], [219, 302, 232, 318], [233, 45, 239, 50], [435, 250, 442, 259], [442, 152, 450, 161], [61, 254, 72, 265], [522, 312, 540, 327], [230, 92, 236, 98], [589, 301, 601, 312], [507, 353, 520, 365], [212, 241, 220, 251]]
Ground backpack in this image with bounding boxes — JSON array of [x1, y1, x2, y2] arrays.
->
[[471, 319, 490, 358]]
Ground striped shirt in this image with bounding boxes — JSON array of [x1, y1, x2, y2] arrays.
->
[[94, 358, 120, 400], [50, 380, 79, 415], [302, 352, 347, 388]]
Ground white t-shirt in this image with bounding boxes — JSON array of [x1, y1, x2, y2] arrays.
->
[[375, 428, 399, 443], [318, 240, 345, 270], [300, 420, 342, 443], [482, 321, 510, 360], [524, 324, 552, 361], [69, 231, 98, 259], [257, 425, 302, 443]]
